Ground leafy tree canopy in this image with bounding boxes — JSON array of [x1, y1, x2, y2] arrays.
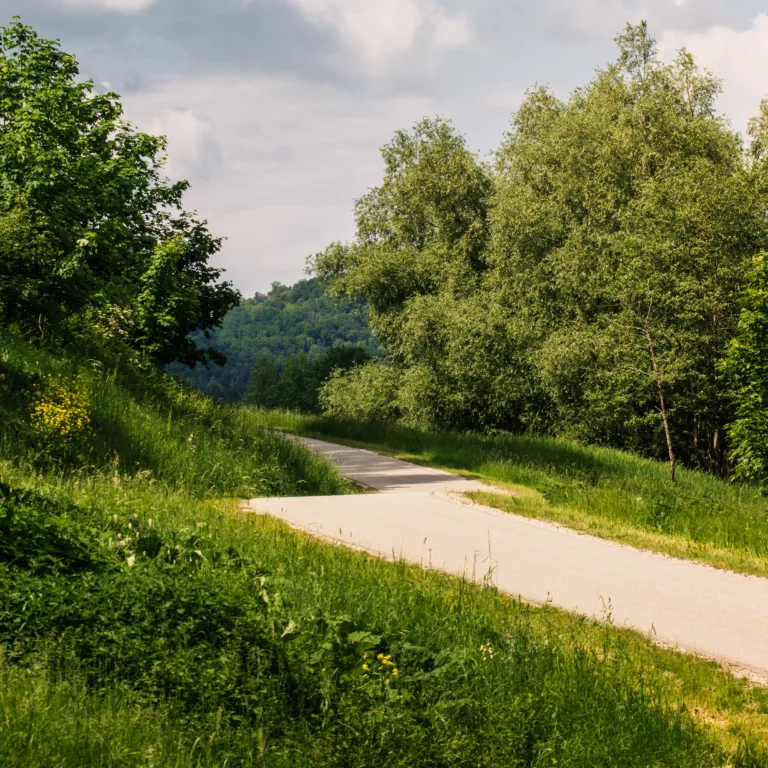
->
[[724, 253, 768, 486], [0, 20, 238, 365], [315, 23, 768, 479], [246, 346, 371, 414]]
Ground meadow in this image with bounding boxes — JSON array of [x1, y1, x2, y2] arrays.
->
[[2, 333, 768, 766]]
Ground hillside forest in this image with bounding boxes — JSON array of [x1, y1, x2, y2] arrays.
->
[[171, 278, 382, 402]]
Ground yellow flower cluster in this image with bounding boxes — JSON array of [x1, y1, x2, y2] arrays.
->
[[362, 653, 398, 678], [30, 374, 92, 440]]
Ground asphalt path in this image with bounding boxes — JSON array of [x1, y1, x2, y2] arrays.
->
[[250, 436, 768, 680]]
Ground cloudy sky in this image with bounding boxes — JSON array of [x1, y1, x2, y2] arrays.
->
[[5, 1, 768, 295]]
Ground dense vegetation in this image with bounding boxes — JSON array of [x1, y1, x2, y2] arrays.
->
[[172, 278, 382, 401], [246, 345, 371, 413], [0, 22, 238, 366], [315, 23, 768, 484], [3, 334, 768, 767]]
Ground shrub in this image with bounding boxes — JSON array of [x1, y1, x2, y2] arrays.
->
[[29, 374, 92, 443], [319, 361, 401, 423]]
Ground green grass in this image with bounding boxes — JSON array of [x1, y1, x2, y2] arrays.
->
[[265, 413, 768, 579], [3, 471, 768, 766], [2, 335, 768, 765], [0, 333, 347, 498]]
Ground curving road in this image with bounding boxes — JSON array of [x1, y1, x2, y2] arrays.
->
[[250, 436, 768, 681]]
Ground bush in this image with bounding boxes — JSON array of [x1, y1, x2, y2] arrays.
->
[[319, 361, 401, 423]]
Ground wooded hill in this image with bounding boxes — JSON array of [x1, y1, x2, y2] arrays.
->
[[171, 278, 382, 401]]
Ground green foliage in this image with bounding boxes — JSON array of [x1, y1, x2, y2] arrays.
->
[[320, 361, 402, 423], [172, 278, 382, 400], [314, 23, 768, 477], [0, 471, 746, 767], [314, 118, 507, 431], [0, 482, 107, 574], [0, 21, 238, 364], [492, 42, 759, 475], [0, 328, 763, 766], [725, 253, 768, 486], [246, 346, 371, 413]]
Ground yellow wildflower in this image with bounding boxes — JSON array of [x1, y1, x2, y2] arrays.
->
[[30, 375, 92, 441]]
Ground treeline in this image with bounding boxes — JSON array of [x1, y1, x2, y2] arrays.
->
[[314, 23, 768, 484], [0, 22, 238, 368], [245, 346, 371, 413], [171, 278, 382, 400]]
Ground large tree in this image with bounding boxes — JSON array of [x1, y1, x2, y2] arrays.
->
[[314, 118, 538, 430], [0, 20, 238, 365], [491, 23, 765, 474]]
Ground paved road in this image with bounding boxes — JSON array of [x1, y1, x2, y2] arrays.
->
[[250, 436, 768, 680]]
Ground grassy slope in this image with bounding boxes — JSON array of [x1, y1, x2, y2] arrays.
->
[[1, 337, 768, 765], [266, 413, 768, 579]]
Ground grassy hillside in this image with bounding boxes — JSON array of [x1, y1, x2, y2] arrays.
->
[[2, 334, 768, 766], [170, 279, 383, 401], [0, 333, 345, 498], [266, 413, 768, 579]]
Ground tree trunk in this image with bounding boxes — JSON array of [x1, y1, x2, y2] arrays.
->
[[645, 328, 676, 483], [693, 415, 703, 469]]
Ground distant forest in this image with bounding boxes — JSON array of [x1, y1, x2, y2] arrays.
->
[[170, 279, 383, 401]]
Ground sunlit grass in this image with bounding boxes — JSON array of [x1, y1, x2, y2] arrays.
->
[[3, 472, 768, 765]]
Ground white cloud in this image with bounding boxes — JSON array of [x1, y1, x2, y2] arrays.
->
[[659, 13, 768, 133], [60, 0, 157, 11], [547, 0, 735, 41], [123, 75, 437, 293], [144, 108, 221, 180], [286, 0, 472, 74]]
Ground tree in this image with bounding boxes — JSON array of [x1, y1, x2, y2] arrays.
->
[[320, 362, 401, 423], [245, 346, 371, 413], [313, 118, 514, 430], [0, 210, 58, 327], [245, 354, 282, 410], [0, 20, 238, 363], [489, 23, 763, 471], [315, 23, 768, 478], [724, 253, 768, 486]]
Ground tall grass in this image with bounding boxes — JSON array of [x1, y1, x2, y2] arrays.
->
[[1, 335, 767, 765], [266, 413, 768, 576], [3, 469, 767, 766], [0, 333, 346, 497]]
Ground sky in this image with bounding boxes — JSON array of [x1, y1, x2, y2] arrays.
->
[[4, 0, 768, 295]]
